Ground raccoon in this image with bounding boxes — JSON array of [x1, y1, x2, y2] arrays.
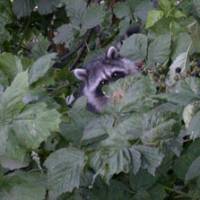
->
[[72, 46, 143, 113]]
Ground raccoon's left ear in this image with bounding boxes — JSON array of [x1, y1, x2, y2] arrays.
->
[[73, 68, 88, 81], [106, 46, 119, 59]]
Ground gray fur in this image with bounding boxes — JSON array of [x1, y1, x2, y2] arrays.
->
[[73, 46, 142, 112]]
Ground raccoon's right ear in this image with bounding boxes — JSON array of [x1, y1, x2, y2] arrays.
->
[[73, 68, 87, 81], [106, 46, 119, 59]]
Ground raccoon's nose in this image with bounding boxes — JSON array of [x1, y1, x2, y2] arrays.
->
[[135, 60, 144, 69]]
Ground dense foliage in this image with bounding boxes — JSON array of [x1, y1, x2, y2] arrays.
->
[[1, 0, 200, 199]]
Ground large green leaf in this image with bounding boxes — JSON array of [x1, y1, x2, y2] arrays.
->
[[0, 53, 23, 83], [185, 156, 200, 182], [193, 0, 200, 18], [28, 53, 57, 84], [183, 101, 200, 128], [0, 7, 11, 44], [113, 2, 130, 19], [60, 97, 96, 144], [90, 147, 141, 183], [90, 144, 163, 183], [129, 170, 157, 191], [174, 140, 200, 179], [89, 179, 133, 200], [172, 32, 192, 60], [44, 148, 85, 199], [31, 35, 50, 59], [0, 71, 61, 169], [104, 75, 157, 113], [188, 111, 200, 139], [82, 113, 143, 145], [53, 24, 74, 48], [65, 0, 87, 27], [82, 116, 113, 144], [146, 10, 164, 28], [134, 145, 164, 175], [188, 20, 200, 53], [142, 103, 181, 145], [0, 171, 46, 200], [65, 0, 105, 30], [13, 103, 61, 149], [13, 0, 35, 18], [82, 5, 105, 30], [166, 77, 200, 106], [37, 0, 61, 15], [166, 52, 190, 87], [147, 33, 171, 66], [134, 0, 154, 22], [120, 34, 148, 60]]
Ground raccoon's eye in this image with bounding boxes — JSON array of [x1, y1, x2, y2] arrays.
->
[[111, 71, 126, 79], [100, 79, 108, 86]]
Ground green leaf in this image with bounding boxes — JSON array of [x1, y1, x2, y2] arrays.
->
[[37, 0, 61, 15], [0, 5, 11, 44], [120, 34, 148, 60], [0, 71, 61, 168], [159, 0, 172, 12], [129, 170, 157, 191], [82, 116, 113, 144], [89, 179, 132, 200], [174, 140, 200, 179], [142, 103, 181, 145], [0, 53, 23, 83], [172, 32, 192, 60], [104, 75, 157, 113], [0, 171, 46, 200], [113, 2, 130, 19], [28, 53, 57, 85], [0, 71, 28, 115], [174, 10, 185, 18], [134, 0, 154, 22], [146, 10, 164, 29], [149, 184, 167, 200], [13, 0, 35, 18], [44, 147, 85, 199], [183, 101, 200, 128], [188, 111, 200, 139], [83, 113, 143, 147], [53, 24, 74, 48], [60, 97, 96, 144], [166, 52, 190, 87], [193, 0, 200, 18], [134, 145, 164, 175], [134, 190, 151, 200], [188, 20, 200, 53], [147, 33, 171, 66], [82, 5, 105, 30], [90, 147, 141, 183], [65, 0, 87, 27], [13, 103, 61, 149], [31, 35, 50, 59], [185, 156, 200, 182], [166, 77, 200, 106]]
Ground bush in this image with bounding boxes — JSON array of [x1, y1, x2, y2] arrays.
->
[[1, 0, 200, 199]]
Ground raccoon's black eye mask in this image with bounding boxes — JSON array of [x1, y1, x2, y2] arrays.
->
[[95, 71, 126, 96], [98, 71, 126, 87], [111, 71, 126, 80]]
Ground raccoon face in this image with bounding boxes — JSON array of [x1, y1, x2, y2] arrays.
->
[[73, 46, 143, 112]]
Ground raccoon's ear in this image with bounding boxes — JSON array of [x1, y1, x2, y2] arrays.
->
[[73, 68, 87, 81], [106, 46, 118, 59]]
